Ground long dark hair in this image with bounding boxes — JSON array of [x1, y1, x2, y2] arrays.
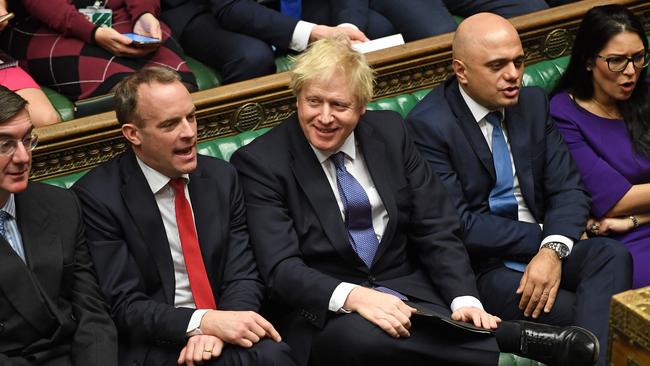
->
[[553, 4, 650, 156]]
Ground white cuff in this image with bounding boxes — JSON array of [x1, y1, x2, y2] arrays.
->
[[450, 296, 484, 312], [289, 20, 315, 52], [328, 282, 358, 313], [336, 23, 359, 30], [186, 309, 210, 333], [541, 234, 574, 255]]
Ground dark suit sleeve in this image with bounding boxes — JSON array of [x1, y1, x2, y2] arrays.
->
[[66, 191, 119, 365], [327, 0, 369, 30], [73, 185, 193, 345], [212, 170, 265, 311], [407, 100, 543, 259], [209, 0, 298, 51], [231, 149, 341, 329], [396, 119, 481, 302]]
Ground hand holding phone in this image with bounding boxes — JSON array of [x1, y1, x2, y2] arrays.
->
[[122, 33, 161, 47]]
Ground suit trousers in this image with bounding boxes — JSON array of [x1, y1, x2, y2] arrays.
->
[[308, 301, 499, 366], [476, 237, 632, 366], [179, 12, 276, 84]]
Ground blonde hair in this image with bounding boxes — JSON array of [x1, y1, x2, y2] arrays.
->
[[290, 35, 375, 107]]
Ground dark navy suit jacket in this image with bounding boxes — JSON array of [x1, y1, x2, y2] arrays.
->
[[406, 77, 590, 269], [73, 150, 264, 365]]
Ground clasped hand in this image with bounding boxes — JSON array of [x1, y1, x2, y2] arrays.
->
[[516, 248, 562, 318]]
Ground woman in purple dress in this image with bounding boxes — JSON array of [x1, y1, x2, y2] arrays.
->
[[550, 4, 649, 288]]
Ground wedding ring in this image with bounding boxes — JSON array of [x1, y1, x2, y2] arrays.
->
[[590, 223, 600, 232], [204, 348, 213, 353]]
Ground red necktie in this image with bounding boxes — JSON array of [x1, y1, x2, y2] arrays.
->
[[170, 178, 216, 309]]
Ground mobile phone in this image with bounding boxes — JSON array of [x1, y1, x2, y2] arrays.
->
[[0, 13, 15, 23], [122, 33, 161, 46]]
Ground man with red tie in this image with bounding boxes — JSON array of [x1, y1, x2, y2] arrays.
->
[[72, 67, 296, 366]]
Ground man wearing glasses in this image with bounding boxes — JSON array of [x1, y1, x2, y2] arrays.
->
[[0, 85, 117, 365]]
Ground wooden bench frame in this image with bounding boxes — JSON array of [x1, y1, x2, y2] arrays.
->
[[31, 0, 650, 180]]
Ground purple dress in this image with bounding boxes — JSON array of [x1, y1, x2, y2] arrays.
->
[[550, 91, 650, 288]]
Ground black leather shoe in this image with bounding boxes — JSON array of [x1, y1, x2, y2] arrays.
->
[[515, 321, 599, 366]]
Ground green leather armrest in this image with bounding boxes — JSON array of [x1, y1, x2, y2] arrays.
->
[[275, 55, 293, 73], [42, 86, 75, 122], [522, 56, 570, 93], [186, 56, 222, 90], [499, 353, 546, 366]]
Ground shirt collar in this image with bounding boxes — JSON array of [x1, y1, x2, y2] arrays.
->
[[1, 194, 15, 218], [458, 84, 505, 124], [136, 156, 190, 194], [311, 133, 357, 164]]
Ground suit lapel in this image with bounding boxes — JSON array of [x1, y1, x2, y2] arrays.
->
[[446, 79, 496, 180], [355, 121, 397, 265], [187, 167, 220, 295], [0, 191, 59, 335], [121, 150, 176, 304], [505, 105, 535, 210], [287, 118, 364, 269]]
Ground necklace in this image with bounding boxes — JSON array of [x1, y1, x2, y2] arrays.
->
[[590, 98, 621, 120]]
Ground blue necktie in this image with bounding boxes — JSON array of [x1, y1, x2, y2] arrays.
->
[[331, 152, 408, 300], [0, 210, 7, 237], [331, 152, 378, 268], [280, 0, 301, 19], [486, 112, 518, 220], [485, 112, 527, 272]]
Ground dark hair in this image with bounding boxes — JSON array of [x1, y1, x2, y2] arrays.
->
[[553, 4, 650, 156], [113, 67, 181, 126], [0, 85, 28, 124]]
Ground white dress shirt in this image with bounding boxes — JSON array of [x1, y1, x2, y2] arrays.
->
[[312, 134, 483, 313], [136, 157, 208, 333], [458, 86, 574, 253]]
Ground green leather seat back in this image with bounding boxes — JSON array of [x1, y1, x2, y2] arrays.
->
[[42, 86, 75, 122]]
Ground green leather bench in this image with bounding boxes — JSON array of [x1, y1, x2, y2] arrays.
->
[[39, 57, 576, 366]]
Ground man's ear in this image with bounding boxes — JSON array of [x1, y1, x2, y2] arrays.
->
[[122, 123, 142, 146], [452, 59, 468, 85]]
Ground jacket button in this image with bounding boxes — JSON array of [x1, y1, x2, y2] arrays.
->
[[369, 275, 376, 282], [0, 322, 4, 333]]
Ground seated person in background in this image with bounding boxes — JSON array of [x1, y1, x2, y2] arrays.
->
[[406, 13, 631, 366], [0, 1, 58, 126], [0, 0, 196, 101], [0, 85, 117, 365], [231, 36, 599, 366], [161, 0, 372, 84], [72, 67, 295, 366], [351, 0, 549, 40], [550, 4, 650, 289]]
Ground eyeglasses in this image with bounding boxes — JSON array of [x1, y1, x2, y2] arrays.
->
[[596, 51, 650, 72], [0, 133, 38, 156]]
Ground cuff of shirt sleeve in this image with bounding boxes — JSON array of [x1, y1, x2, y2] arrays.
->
[[336, 23, 359, 30], [541, 234, 574, 255], [450, 296, 484, 313], [329, 282, 358, 313], [186, 309, 210, 333], [290, 20, 316, 52]]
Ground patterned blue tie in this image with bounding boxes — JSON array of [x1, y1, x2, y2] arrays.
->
[[331, 152, 378, 268], [486, 112, 527, 272], [486, 112, 518, 220], [0, 210, 7, 237], [280, 0, 301, 19]]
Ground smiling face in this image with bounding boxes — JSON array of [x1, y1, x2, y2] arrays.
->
[[0, 109, 33, 205], [296, 71, 366, 154], [123, 81, 197, 178], [591, 31, 646, 104]]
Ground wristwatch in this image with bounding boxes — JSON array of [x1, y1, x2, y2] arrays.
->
[[540, 241, 569, 260]]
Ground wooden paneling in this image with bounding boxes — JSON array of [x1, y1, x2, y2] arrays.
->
[[31, 0, 650, 180]]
